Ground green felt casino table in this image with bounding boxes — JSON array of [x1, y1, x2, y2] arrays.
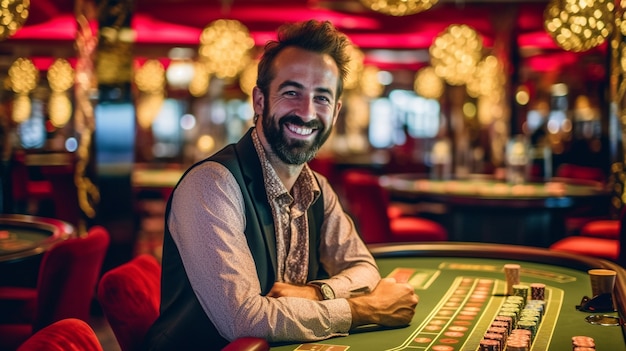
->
[[271, 243, 626, 351]]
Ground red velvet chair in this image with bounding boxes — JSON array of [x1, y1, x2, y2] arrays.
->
[[549, 206, 624, 263], [554, 163, 610, 235], [16, 318, 103, 351], [341, 170, 448, 244], [579, 219, 619, 239], [555, 163, 606, 183], [0, 226, 110, 351], [97, 254, 161, 351], [97, 254, 270, 351]]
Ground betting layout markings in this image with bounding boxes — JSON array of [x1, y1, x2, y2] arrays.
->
[[382, 273, 563, 350]]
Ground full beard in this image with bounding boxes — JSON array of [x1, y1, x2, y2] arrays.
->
[[262, 112, 332, 165]]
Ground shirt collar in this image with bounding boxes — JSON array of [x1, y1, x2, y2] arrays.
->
[[251, 128, 321, 205]]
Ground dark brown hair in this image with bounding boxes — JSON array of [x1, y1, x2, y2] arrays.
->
[[256, 20, 350, 101]]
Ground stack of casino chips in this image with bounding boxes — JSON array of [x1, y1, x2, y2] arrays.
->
[[477, 283, 547, 351], [572, 336, 595, 350]]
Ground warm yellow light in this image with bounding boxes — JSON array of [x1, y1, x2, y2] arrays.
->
[[136, 94, 164, 129], [414, 66, 443, 99], [9, 57, 38, 123], [360, 65, 383, 98], [9, 57, 38, 94], [48, 59, 74, 92], [49, 93, 72, 128], [135, 59, 165, 94], [0, 0, 29, 40], [544, 0, 614, 52], [198, 19, 254, 79], [515, 88, 530, 106], [463, 102, 477, 119], [189, 62, 210, 97], [12, 94, 30, 123], [197, 134, 215, 153], [429, 24, 483, 86], [47, 58, 74, 127], [359, 0, 439, 16], [466, 55, 505, 102]]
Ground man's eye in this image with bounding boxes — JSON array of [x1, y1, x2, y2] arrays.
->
[[316, 96, 331, 103]]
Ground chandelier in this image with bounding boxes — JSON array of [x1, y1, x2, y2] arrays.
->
[[414, 66, 444, 99], [9, 57, 38, 123], [544, 0, 614, 52], [47, 58, 74, 128], [429, 24, 483, 86], [134, 59, 165, 129], [198, 19, 254, 79], [359, 0, 439, 16], [0, 0, 29, 40]]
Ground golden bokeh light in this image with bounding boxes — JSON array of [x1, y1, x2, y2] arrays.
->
[[47, 58, 75, 127], [429, 24, 483, 86], [198, 19, 254, 79], [544, 0, 614, 52], [9, 57, 38, 123], [0, 0, 29, 40], [359, 0, 439, 16], [414, 66, 444, 99]]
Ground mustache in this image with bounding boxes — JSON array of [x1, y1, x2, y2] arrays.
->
[[280, 115, 324, 130]]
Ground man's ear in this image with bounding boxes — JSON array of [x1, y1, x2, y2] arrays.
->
[[252, 86, 264, 117], [332, 100, 342, 126]]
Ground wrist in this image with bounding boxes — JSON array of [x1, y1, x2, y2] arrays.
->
[[347, 295, 374, 328], [308, 281, 335, 300]]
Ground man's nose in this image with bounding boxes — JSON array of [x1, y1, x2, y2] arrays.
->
[[295, 97, 316, 121]]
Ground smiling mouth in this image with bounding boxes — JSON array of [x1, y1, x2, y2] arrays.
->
[[286, 123, 315, 136]]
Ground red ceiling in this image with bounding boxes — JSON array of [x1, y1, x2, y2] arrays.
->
[[2, 0, 607, 75]]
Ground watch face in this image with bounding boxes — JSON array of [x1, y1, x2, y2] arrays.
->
[[321, 284, 335, 299]]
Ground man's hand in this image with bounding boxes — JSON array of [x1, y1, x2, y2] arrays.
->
[[347, 277, 418, 328], [267, 282, 321, 300]]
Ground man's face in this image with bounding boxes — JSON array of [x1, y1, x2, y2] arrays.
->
[[256, 47, 341, 165]]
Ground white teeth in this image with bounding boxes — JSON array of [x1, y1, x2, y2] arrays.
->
[[288, 124, 313, 136]]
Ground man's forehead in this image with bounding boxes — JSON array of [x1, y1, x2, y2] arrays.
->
[[271, 48, 339, 89]]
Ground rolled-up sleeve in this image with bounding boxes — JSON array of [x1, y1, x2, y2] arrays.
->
[[168, 162, 371, 343]]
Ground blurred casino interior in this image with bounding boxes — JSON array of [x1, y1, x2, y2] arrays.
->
[[0, 0, 624, 267]]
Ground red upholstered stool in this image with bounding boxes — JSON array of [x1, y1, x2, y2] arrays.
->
[[580, 219, 619, 239], [391, 216, 448, 242], [549, 236, 619, 262]]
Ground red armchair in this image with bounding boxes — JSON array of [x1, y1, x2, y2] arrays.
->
[[341, 170, 448, 244], [0, 226, 110, 351], [549, 206, 624, 263], [16, 318, 103, 351], [97, 254, 269, 351]]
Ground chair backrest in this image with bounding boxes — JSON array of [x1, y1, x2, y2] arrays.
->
[[341, 170, 393, 244], [34, 225, 110, 332], [555, 163, 605, 183], [97, 254, 161, 351], [16, 318, 103, 351]]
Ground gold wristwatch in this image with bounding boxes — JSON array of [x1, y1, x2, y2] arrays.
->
[[308, 281, 335, 300]]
